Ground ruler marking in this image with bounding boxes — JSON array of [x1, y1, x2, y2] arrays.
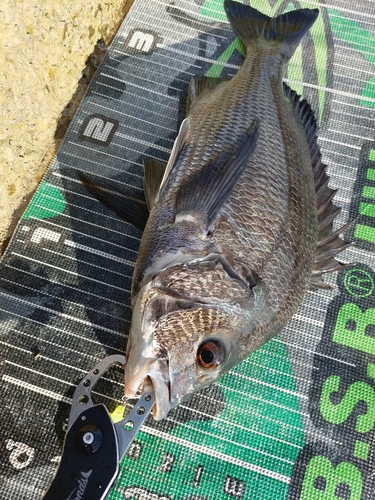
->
[[141, 426, 291, 484]]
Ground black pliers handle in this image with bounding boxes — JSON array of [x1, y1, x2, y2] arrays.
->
[[43, 354, 154, 500]]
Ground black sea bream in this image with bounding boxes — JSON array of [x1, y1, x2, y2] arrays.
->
[[81, 0, 350, 420]]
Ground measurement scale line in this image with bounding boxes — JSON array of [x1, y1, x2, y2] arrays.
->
[[319, 136, 362, 150], [6, 360, 77, 387], [120, 22, 229, 50], [25, 216, 138, 258], [231, 371, 308, 400], [1, 340, 125, 388], [218, 382, 305, 415], [0, 304, 125, 351], [88, 86, 177, 116], [115, 130, 173, 153], [61, 144, 144, 177], [149, 0, 373, 20], [195, 394, 309, 426], [332, 98, 375, 111], [27, 203, 139, 244], [101, 73, 180, 102], [162, 44, 241, 70], [0, 290, 126, 337], [3, 375, 73, 405], [293, 314, 324, 328], [48, 179, 128, 208], [55, 156, 143, 182], [64, 140, 154, 174], [81, 100, 178, 133], [244, 363, 313, 387], [347, 246, 375, 259], [203, 396, 341, 445], [12, 251, 131, 296], [6, 356, 125, 391], [250, 349, 312, 375], [4, 263, 128, 308], [332, 70, 375, 89], [142, 426, 291, 484], [99, 67, 188, 97], [329, 112, 375, 128], [274, 337, 357, 367], [51, 169, 144, 195], [325, 4, 375, 21], [284, 78, 375, 104], [111, 46, 204, 77], [0, 333, 119, 374], [122, 6, 228, 41], [64, 239, 135, 268], [330, 172, 356, 182], [320, 146, 359, 159], [333, 40, 375, 60], [43, 247, 133, 280], [179, 405, 304, 449], [34, 191, 143, 244], [97, 70, 187, 101], [242, 359, 307, 384], [0, 275, 129, 324], [334, 62, 375, 79], [1, 340, 47, 358], [2, 374, 123, 407], [328, 127, 374, 143], [155, 414, 297, 465], [0, 340, 89, 374]]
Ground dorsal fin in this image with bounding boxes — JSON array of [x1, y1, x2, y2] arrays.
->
[[283, 83, 351, 288], [187, 76, 231, 113]]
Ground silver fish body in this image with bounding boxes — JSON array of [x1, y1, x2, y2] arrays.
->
[[116, 1, 350, 420]]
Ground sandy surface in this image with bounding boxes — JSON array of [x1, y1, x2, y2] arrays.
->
[[0, 0, 132, 254]]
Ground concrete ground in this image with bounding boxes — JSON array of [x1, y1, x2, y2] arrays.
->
[[0, 0, 132, 254]]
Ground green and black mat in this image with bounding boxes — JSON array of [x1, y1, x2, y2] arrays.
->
[[1, 0, 375, 498]]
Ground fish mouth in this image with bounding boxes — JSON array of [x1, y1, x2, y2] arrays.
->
[[124, 355, 170, 420]]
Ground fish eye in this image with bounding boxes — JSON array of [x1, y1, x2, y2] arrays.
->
[[197, 340, 225, 370]]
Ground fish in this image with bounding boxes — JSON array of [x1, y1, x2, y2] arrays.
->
[[80, 0, 351, 420]]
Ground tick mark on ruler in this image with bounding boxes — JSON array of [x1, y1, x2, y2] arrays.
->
[[30, 227, 62, 245], [193, 464, 203, 487]]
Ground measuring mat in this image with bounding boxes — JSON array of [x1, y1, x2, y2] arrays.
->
[[1, 0, 375, 498]]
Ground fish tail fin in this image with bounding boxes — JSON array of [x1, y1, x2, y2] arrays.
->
[[224, 0, 319, 59]]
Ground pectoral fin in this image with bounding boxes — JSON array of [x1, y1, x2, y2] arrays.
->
[[157, 118, 190, 199], [79, 172, 149, 230], [175, 119, 259, 231]]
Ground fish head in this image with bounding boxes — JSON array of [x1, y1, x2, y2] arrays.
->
[[124, 260, 276, 420]]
